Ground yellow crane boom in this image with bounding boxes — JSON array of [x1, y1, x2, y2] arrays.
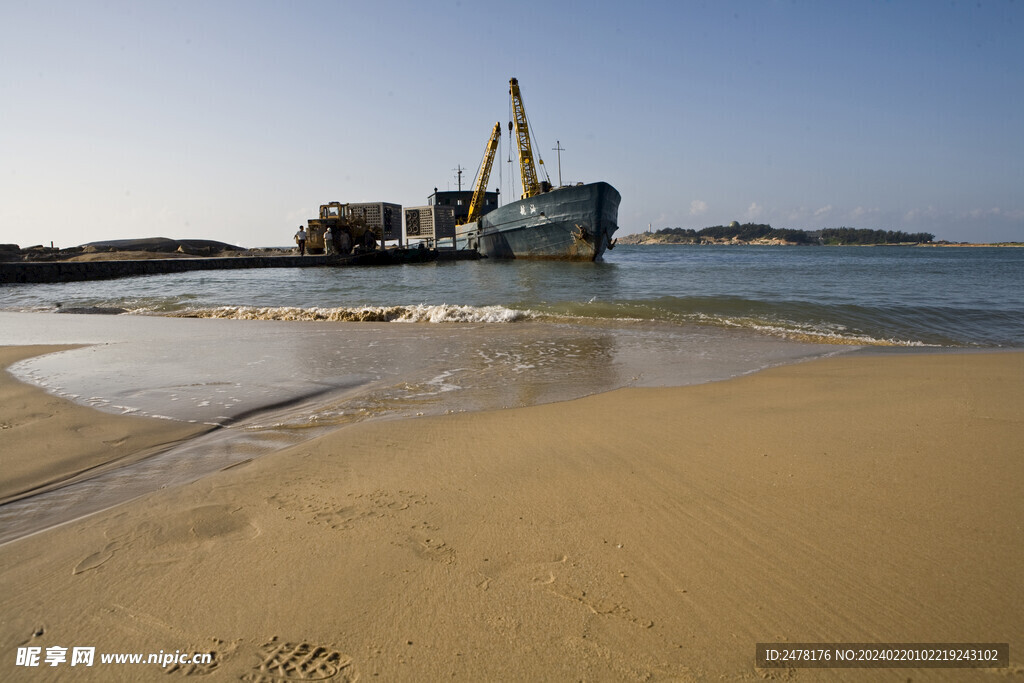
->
[[509, 77, 543, 199], [465, 121, 502, 224]]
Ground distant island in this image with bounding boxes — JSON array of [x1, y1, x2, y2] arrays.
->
[[618, 223, 940, 246], [620, 223, 1023, 246]]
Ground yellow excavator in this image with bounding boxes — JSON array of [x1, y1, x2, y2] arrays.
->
[[461, 121, 502, 226], [306, 202, 375, 255]]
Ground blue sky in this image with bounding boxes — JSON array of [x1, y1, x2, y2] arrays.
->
[[2, 0, 1022, 247]]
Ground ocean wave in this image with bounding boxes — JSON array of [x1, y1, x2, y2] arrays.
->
[[529, 299, 952, 347], [688, 314, 937, 347], [169, 303, 534, 324], [10, 294, 1008, 347], [163, 300, 958, 346]]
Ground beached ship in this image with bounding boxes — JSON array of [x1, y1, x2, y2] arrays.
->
[[455, 79, 621, 261], [466, 181, 620, 261]]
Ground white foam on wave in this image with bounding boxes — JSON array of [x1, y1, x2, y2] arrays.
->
[[394, 303, 529, 323], [171, 303, 533, 324], [423, 369, 462, 393], [692, 313, 936, 347]]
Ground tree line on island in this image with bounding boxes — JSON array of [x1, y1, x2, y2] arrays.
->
[[627, 223, 935, 245]]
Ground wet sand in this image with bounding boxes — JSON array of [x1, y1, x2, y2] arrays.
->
[[0, 346, 209, 505], [1, 346, 1022, 680]]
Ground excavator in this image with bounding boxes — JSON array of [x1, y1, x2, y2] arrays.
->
[[305, 202, 375, 255]]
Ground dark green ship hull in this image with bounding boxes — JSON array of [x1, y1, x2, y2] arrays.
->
[[470, 182, 620, 261]]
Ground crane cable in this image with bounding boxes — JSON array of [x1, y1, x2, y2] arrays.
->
[[524, 106, 552, 186], [507, 96, 514, 202]]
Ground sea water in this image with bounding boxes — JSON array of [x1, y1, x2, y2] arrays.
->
[[1, 245, 1021, 540], [4, 245, 1022, 346], [3, 245, 1022, 423]]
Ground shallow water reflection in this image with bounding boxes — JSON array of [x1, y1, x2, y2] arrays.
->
[[0, 311, 847, 542]]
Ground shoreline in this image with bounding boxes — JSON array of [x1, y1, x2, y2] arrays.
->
[[1, 330, 846, 545], [1, 344, 1021, 680], [0, 346, 211, 506], [2, 310, 847, 428]]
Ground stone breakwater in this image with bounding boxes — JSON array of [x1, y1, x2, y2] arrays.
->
[[0, 248, 475, 284]]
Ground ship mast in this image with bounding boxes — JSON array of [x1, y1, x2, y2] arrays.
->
[[552, 140, 565, 187], [509, 77, 542, 199]]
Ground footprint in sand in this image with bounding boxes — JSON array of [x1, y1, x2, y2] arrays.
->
[[529, 553, 567, 585], [72, 541, 121, 575], [532, 571, 557, 586], [242, 639, 355, 682], [142, 504, 260, 548], [407, 534, 456, 564]]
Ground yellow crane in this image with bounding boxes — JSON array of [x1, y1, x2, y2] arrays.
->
[[509, 77, 550, 199], [464, 121, 502, 225]]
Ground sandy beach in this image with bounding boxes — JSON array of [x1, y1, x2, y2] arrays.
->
[[1, 346, 1022, 681]]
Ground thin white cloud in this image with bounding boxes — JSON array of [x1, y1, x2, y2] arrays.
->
[[690, 200, 708, 216], [964, 207, 1024, 220], [745, 202, 763, 220], [904, 206, 940, 222]]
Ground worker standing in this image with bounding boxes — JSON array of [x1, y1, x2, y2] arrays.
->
[[324, 226, 333, 255], [294, 226, 307, 256]]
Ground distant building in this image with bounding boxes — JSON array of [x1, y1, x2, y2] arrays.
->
[[428, 188, 499, 225]]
